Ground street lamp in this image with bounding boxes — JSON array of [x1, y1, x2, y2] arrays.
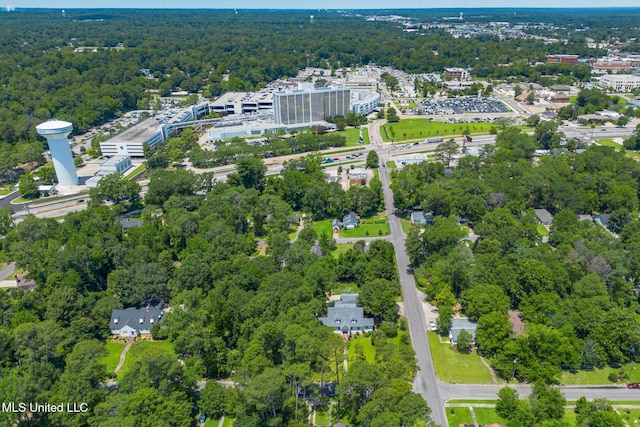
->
[[511, 357, 518, 382]]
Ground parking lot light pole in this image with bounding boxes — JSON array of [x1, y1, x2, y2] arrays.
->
[[511, 357, 518, 382]]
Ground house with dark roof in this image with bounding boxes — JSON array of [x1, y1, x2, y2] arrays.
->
[[110, 307, 165, 337], [343, 212, 360, 229], [120, 218, 143, 230], [449, 318, 477, 345], [318, 294, 374, 335], [534, 208, 554, 226], [310, 241, 323, 257]]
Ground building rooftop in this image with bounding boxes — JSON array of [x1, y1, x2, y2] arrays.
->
[[107, 116, 161, 144]]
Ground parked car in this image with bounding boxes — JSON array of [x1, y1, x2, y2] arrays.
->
[[429, 320, 437, 331], [627, 383, 640, 389]]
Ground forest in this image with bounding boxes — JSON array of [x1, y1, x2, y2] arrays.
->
[[395, 122, 640, 384], [0, 151, 432, 427], [2, 8, 636, 176]]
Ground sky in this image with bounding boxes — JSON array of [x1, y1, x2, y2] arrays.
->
[[4, 1, 640, 9]]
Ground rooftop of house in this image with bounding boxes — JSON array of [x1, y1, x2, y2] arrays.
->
[[110, 307, 164, 332]]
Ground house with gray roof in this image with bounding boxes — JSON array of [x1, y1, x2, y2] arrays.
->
[[411, 211, 434, 226], [534, 208, 554, 226], [110, 307, 165, 337], [449, 318, 477, 345], [318, 294, 374, 335]]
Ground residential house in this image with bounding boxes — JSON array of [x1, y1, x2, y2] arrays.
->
[[577, 214, 593, 223], [342, 212, 360, 229], [534, 208, 554, 226], [110, 306, 164, 337], [310, 241, 323, 257], [411, 211, 434, 226], [449, 318, 477, 345], [595, 213, 612, 230], [318, 294, 375, 335], [120, 218, 143, 230]]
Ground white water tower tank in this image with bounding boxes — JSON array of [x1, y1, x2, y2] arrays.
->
[[36, 120, 79, 187]]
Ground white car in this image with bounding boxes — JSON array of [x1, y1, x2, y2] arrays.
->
[[429, 320, 437, 331]]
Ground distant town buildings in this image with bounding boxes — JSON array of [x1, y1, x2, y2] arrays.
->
[[546, 54, 579, 64]]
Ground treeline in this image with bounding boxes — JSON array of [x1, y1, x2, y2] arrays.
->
[[0, 8, 614, 148], [394, 125, 640, 383]]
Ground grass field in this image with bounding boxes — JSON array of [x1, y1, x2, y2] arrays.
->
[[311, 219, 334, 237], [386, 160, 397, 168], [222, 417, 235, 427], [331, 282, 360, 295], [331, 243, 353, 259], [446, 399, 497, 404], [348, 335, 376, 363], [537, 223, 550, 237], [204, 419, 219, 427], [340, 127, 370, 146], [427, 332, 494, 384], [561, 363, 640, 385], [381, 119, 495, 142], [339, 221, 390, 238], [597, 138, 622, 150], [315, 406, 330, 426], [400, 218, 411, 234], [103, 342, 126, 374], [446, 407, 473, 426], [473, 407, 509, 425], [117, 340, 176, 379]]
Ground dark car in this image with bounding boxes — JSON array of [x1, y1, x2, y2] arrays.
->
[[627, 383, 640, 389]]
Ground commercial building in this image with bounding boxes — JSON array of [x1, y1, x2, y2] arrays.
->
[[599, 74, 640, 92], [444, 67, 469, 80], [546, 54, 579, 64], [273, 85, 351, 125], [100, 155, 132, 175], [350, 90, 380, 116]]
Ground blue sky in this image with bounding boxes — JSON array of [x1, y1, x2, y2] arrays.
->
[[5, 1, 640, 9]]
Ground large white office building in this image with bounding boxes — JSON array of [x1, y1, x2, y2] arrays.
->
[[350, 90, 380, 116], [599, 74, 640, 92], [274, 85, 351, 125]]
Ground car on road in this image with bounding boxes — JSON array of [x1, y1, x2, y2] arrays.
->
[[628, 383, 640, 389], [333, 157, 340, 161], [76, 199, 85, 203], [199, 412, 206, 423], [429, 320, 437, 331]]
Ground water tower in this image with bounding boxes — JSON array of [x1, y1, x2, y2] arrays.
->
[[36, 120, 79, 187]]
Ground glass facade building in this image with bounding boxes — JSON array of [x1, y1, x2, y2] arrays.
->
[[274, 87, 351, 125]]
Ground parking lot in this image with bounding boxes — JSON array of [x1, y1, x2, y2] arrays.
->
[[421, 97, 510, 115]]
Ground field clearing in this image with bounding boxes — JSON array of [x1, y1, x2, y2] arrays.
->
[[381, 119, 495, 142], [427, 332, 494, 384]]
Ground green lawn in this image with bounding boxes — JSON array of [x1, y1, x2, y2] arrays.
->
[[427, 332, 494, 383], [315, 406, 330, 426], [0, 189, 14, 196], [117, 340, 176, 379], [311, 219, 334, 237], [222, 417, 235, 427], [127, 163, 147, 179], [331, 243, 353, 259], [339, 222, 390, 238], [348, 335, 376, 364], [473, 407, 509, 425], [446, 399, 497, 404], [340, 127, 370, 146], [537, 223, 549, 237], [562, 363, 640, 385], [331, 282, 360, 295], [385, 160, 397, 168], [562, 410, 577, 425], [103, 342, 126, 374], [400, 218, 411, 234], [381, 119, 495, 142], [597, 138, 622, 150], [204, 419, 219, 427], [446, 407, 473, 426]]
